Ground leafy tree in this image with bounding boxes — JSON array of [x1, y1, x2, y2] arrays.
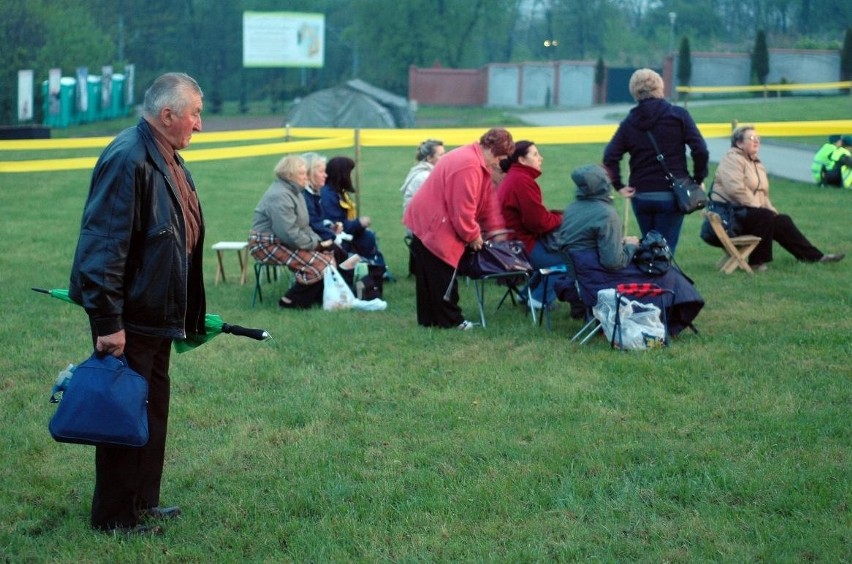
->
[[0, 0, 112, 124], [677, 35, 692, 101], [751, 29, 770, 89], [841, 26, 852, 94], [594, 56, 605, 104], [3, 0, 852, 124]]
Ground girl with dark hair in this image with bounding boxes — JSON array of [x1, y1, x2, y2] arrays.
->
[[497, 141, 564, 266], [320, 156, 384, 265], [497, 140, 569, 309]]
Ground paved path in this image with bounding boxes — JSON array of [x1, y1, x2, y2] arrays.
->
[[516, 104, 815, 184]]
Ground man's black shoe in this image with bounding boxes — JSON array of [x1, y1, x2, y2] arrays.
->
[[105, 523, 164, 536], [139, 506, 182, 520]]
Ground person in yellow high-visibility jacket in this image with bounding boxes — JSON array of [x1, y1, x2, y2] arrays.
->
[[823, 135, 852, 189], [811, 134, 841, 185]]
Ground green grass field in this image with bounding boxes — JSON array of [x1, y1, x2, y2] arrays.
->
[[1, 99, 849, 561]]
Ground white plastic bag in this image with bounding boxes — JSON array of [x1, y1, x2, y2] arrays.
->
[[593, 288, 665, 350], [322, 265, 356, 311], [322, 265, 388, 312]]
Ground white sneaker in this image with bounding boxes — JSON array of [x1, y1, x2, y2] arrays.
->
[[456, 320, 475, 330]]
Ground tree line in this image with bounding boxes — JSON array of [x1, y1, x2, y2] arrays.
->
[[2, 0, 850, 125]]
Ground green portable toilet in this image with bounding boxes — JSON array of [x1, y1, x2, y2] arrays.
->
[[86, 75, 102, 123], [42, 77, 76, 128], [110, 73, 125, 119]]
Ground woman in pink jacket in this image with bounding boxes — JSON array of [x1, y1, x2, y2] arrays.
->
[[403, 128, 515, 329]]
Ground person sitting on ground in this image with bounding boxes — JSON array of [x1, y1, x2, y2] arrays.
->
[[713, 125, 845, 271], [249, 154, 335, 309], [811, 134, 842, 185], [320, 156, 387, 268], [822, 135, 852, 189], [554, 163, 704, 337]]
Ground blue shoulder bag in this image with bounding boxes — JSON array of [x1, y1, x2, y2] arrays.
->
[[49, 352, 149, 448]]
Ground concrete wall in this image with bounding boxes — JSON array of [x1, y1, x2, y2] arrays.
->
[[486, 61, 596, 108], [410, 49, 841, 108], [487, 64, 520, 107], [672, 49, 841, 91]]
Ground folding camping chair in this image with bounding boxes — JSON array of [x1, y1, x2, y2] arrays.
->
[[535, 264, 570, 331], [569, 278, 601, 344], [251, 261, 292, 307], [468, 271, 537, 328], [704, 211, 762, 274]]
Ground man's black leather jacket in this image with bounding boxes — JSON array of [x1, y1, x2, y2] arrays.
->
[[69, 118, 206, 339]]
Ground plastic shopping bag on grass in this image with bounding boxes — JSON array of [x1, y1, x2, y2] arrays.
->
[[323, 265, 356, 311], [593, 289, 665, 350], [323, 265, 388, 312]]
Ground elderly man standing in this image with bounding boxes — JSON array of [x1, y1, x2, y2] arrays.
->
[[69, 72, 206, 535]]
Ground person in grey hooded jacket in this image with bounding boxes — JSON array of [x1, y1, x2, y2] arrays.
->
[[555, 164, 704, 337], [556, 164, 639, 278]]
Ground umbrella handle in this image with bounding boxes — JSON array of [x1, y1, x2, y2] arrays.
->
[[220, 323, 270, 341]]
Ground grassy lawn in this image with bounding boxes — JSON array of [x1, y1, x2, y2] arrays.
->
[[0, 100, 849, 561]]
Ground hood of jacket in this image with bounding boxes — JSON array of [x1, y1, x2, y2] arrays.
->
[[625, 97, 670, 132], [572, 164, 614, 203]]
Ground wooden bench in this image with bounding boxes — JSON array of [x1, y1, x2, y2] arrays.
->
[[211, 241, 249, 285]]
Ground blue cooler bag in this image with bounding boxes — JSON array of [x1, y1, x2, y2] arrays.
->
[[49, 352, 149, 447]]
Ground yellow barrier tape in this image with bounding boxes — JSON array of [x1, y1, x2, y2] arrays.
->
[[3, 121, 851, 173], [0, 156, 98, 173], [0, 127, 293, 151], [677, 81, 852, 93], [182, 136, 354, 163], [0, 136, 355, 173]]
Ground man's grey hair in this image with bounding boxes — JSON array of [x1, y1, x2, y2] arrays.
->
[[143, 73, 203, 118]]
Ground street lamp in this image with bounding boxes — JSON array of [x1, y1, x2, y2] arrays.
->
[[543, 39, 559, 61], [668, 12, 677, 55]]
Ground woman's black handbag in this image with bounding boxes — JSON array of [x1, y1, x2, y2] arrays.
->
[[632, 230, 673, 275], [49, 352, 149, 448], [457, 239, 532, 278], [699, 188, 748, 246], [672, 176, 708, 214], [646, 131, 707, 214]]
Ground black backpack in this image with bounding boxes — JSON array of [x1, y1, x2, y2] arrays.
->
[[356, 263, 386, 300], [632, 230, 672, 275]]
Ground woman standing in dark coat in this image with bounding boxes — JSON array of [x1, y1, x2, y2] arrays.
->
[[603, 68, 708, 256]]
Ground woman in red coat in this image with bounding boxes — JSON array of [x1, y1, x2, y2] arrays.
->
[[403, 128, 514, 329], [497, 141, 564, 267], [497, 140, 570, 309]]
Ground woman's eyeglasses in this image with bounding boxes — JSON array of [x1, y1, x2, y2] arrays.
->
[[745, 135, 761, 142]]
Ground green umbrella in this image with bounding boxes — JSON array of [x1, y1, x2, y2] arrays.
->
[[32, 287, 271, 353]]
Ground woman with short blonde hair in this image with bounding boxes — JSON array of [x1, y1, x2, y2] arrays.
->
[[250, 154, 335, 309], [628, 68, 665, 101], [603, 68, 708, 256]]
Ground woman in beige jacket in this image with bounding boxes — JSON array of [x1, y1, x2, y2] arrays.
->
[[713, 125, 844, 271]]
